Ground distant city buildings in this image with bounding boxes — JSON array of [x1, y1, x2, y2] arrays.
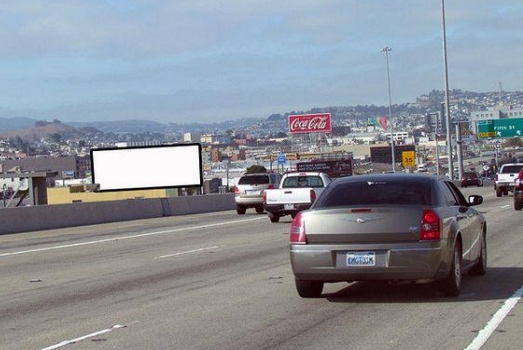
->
[[469, 105, 523, 136]]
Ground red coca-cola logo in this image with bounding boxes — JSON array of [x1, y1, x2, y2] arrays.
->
[[288, 113, 332, 134]]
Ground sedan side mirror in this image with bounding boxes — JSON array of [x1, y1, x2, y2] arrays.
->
[[468, 195, 483, 206]]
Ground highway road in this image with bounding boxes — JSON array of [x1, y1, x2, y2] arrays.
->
[[1, 182, 523, 350]]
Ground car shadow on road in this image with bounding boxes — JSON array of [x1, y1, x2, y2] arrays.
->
[[324, 267, 523, 303]]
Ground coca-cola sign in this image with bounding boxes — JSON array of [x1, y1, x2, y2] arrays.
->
[[288, 113, 332, 134]]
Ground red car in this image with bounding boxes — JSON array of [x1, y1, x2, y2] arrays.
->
[[514, 169, 523, 210], [460, 171, 483, 188]]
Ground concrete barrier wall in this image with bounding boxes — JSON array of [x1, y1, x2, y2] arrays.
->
[[0, 193, 236, 235]]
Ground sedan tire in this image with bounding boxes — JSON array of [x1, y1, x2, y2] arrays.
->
[[295, 279, 324, 298], [469, 232, 487, 276], [442, 242, 462, 297]]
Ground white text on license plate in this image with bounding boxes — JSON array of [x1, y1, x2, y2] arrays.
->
[[346, 252, 375, 266], [284, 203, 295, 210]]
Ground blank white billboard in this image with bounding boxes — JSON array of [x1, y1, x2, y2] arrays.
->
[[91, 143, 203, 191]]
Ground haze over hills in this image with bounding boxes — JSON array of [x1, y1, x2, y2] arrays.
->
[[0, 121, 89, 142], [1, 89, 522, 140]]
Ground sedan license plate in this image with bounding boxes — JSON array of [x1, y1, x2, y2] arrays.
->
[[284, 203, 295, 210], [346, 252, 376, 266]]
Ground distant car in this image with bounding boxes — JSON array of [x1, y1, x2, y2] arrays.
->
[[263, 172, 332, 222], [234, 173, 281, 214], [494, 163, 523, 197], [514, 169, 523, 211], [289, 173, 487, 298], [460, 171, 483, 187]]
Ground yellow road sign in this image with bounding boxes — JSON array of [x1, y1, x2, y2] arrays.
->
[[402, 151, 416, 168]]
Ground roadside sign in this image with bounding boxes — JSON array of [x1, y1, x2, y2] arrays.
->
[[477, 118, 523, 139], [296, 158, 353, 178], [402, 151, 416, 168], [288, 113, 332, 134], [277, 153, 286, 164]]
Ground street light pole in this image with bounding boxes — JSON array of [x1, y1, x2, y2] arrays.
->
[[441, 0, 453, 179], [382, 46, 395, 172]]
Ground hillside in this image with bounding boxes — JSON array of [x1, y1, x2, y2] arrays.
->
[[0, 121, 83, 141]]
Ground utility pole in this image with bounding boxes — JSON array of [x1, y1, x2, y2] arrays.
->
[[382, 46, 395, 172]]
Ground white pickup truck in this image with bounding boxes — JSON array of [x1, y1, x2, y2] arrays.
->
[[495, 163, 523, 197], [263, 172, 332, 223]]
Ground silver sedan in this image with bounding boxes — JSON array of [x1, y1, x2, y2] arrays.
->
[[289, 173, 487, 298]]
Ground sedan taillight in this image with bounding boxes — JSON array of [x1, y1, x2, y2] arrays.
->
[[310, 189, 316, 203], [516, 171, 523, 190], [420, 209, 441, 240], [290, 212, 307, 244], [234, 186, 240, 194]]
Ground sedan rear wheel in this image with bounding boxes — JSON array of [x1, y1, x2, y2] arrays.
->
[[295, 279, 324, 298], [496, 188, 502, 197], [469, 232, 487, 276], [442, 242, 462, 297], [515, 199, 522, 211]]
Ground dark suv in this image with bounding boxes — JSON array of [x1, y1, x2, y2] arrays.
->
[[514, 169, 523, 210], [460, 171, 483, 188], [234, 173, 281, 214]]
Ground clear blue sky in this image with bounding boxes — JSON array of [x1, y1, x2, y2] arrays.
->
[[0, 1, 521, 124]]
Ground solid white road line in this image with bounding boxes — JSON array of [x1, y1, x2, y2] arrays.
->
[[157, 246, 219, 259], [0, 217, 265, 258], [464, 284, 523, 350], [40, 324, 128, 350]]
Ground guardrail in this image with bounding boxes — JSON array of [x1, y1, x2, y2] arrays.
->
[[0, 193, 235, 235]]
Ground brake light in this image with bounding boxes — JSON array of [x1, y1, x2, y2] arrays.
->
[[268, 184, 275, 189], [310, 189, 316, 203], [516, 172, 523, 190], [290, 212, 307, 244], [420, 209, 441, 240], [234, 186, 239, 194], [262, 190, 267, 204]]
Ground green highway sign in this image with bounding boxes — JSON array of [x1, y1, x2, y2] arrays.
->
[[477, 118, 523, 139]]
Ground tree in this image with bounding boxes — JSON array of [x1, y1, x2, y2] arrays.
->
[[503, 137, 523, 148], [246, 165, 267, 174], [50, 133, 62, 143]]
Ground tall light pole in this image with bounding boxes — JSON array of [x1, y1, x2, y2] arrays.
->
[[382, 46, 395, 172], [441, 0, 453, 179]]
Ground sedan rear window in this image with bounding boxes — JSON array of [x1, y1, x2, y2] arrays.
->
[[238, 175, 270, 185], [463, 172, 478, 178], [316, 180, 431, 207]]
